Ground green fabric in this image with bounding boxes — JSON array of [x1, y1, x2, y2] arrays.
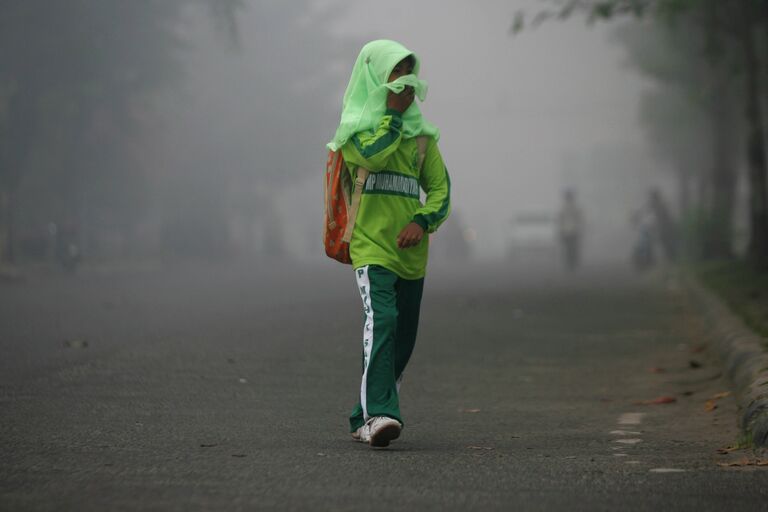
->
[[350, 265, 424, 432], [341, 119, 451, 279], [327, 39, 439, 152], [383, 74, 428, 99]]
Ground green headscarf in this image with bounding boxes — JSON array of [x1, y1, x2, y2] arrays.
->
[[327, 39, 440, 151]]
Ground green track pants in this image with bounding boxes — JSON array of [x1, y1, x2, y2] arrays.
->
[[350, 264, 424, 432]]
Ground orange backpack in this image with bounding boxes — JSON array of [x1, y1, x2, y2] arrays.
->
[[323, 137, 428, 264], [323, 149, 368, 264]]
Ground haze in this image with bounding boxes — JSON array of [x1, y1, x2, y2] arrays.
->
[[4, 0, 694, 272], [152, 0, 668, 266]]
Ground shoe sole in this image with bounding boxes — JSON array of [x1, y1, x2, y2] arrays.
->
[[369, 423, 401, 448]]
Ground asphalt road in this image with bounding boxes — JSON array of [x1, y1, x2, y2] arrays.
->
[[1, 258, 767, 511]]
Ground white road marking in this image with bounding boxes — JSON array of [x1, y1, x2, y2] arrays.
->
[[614, 438, 643, 445], [618, 413, 646, 425], [611, 414, 646, 464]]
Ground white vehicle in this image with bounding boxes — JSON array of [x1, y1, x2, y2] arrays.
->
[[507, 211, 558, 261]]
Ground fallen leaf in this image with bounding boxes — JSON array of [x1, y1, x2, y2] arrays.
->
[[634, 396, 677, 405], [704, 400, 718, 412], [710, 392, 731, 400], [717, 458, 768, 467], [648, 367, 666, 374], [63, 339, 89, 349], [690, 345, 706, 354], [720, 459, 748, 467], [689, 360, 702, 369]]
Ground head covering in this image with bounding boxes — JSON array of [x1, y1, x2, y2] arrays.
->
[[327, 39, 440, 151]]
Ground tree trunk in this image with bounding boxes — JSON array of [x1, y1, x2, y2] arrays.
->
[[677, 168, 690, 219], [677, 167, 700, 261], [743, 21, 768, 269], [703, 80, 737, 260], [0, 187, 11, 264]]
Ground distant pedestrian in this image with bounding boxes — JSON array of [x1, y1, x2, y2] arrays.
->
[[647, 188, 678, 263], [556, 188, 584, 270], [327, 40, 451, 448], [630, 208, 656, 271]]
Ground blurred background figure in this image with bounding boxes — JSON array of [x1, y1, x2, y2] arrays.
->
[[647, 187, 679, 264], [629, 187, 679, 273], [556, 188, 584, 271], [630, 207, 655, 272], [53, 220, 81, 273]]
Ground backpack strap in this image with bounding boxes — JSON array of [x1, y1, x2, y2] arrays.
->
[[416, 136, 429, 170], [341, 167, 369, 243], [325, 150, 342, 230], [342, 137, 427, 245]]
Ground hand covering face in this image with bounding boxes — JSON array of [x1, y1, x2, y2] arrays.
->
[[328, 39, 439, 151]]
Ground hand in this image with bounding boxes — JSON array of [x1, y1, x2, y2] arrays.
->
[[397, 222, 425, 249], [386, 86, 415, 113]]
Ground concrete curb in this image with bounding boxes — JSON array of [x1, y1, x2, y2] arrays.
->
[[685, 276, 768, 447]]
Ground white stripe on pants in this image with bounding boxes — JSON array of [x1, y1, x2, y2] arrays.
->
[[355, 265, 374, 420]]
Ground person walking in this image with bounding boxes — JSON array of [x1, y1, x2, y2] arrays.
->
[[556, 188, 584, 271], [327, 40, 451, 448]]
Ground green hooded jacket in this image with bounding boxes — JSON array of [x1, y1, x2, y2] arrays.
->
[[329, 40, 451, 279]]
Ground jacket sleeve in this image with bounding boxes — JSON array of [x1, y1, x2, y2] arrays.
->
[[341, 109, 404, 172], [412, 138, 451, 234]]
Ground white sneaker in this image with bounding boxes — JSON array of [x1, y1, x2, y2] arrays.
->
[[363, 416, 402, 448], [351, 427, 365, 442]]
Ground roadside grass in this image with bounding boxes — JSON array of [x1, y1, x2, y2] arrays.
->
[[694, 260, 768, 342]]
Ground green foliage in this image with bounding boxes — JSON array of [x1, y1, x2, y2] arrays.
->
[[512, 0, 751, 32], [0, 0, 242, 241], [591, 2, 616, 21], [511, 11, 525, 35], [696, 260, 768, 338], [515, 0, 763, 263], [655, 0, 703, 21]]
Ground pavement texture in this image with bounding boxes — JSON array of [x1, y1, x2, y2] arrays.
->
[[685, 276, 768, 447], [1, 260, 768, 511]]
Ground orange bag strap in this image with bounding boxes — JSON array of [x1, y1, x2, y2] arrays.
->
[[325, 150, 341, 230], [416, 136, 428, 170], [342, 167, 369, 243], [340, 137, 426, 244]]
